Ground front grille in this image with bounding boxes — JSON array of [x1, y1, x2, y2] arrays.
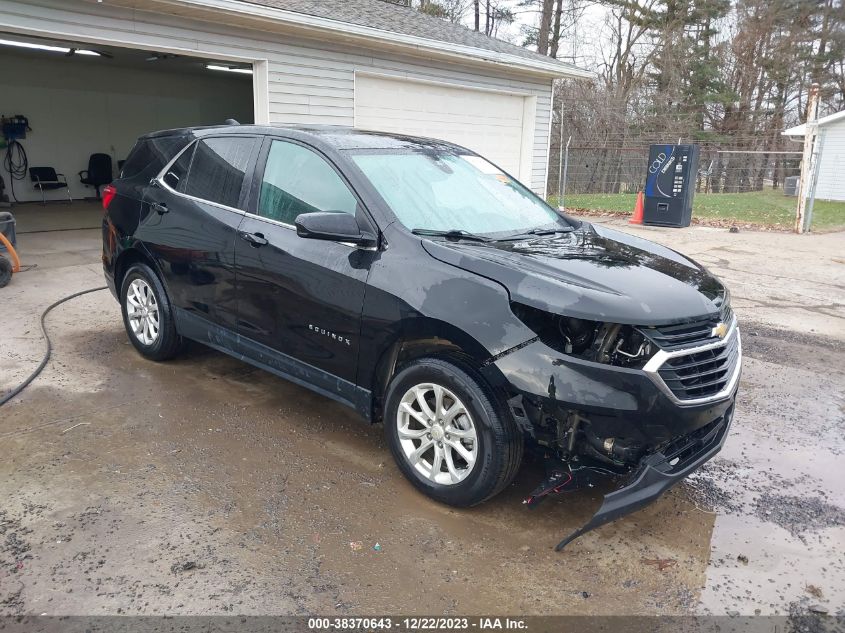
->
[[656, 325, 740, 400], [641, 303, 734, 350]]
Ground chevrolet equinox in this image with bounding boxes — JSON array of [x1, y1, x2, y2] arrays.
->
[[102, 124, 740, 549]]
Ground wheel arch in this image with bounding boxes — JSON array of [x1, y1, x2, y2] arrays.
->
[[114, 246, 162, 294], [366, 317, 500, 424]]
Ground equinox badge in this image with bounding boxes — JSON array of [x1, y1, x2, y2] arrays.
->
[[309, 324, 351, 346]]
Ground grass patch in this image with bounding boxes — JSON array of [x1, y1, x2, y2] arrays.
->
[[552, 189, 845, 231]]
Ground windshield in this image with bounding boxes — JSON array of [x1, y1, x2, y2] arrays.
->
[[350, 151, 569, 237]]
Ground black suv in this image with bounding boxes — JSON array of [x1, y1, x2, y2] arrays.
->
[[102, 124, 740, 549]]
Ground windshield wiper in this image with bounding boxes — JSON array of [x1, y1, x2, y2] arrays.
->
[[411, 228, 492, 242], [499, 226, 576, 240]]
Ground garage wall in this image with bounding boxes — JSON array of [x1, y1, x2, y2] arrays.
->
[[1, 49, 253, 202], [264, 40, 551, 194], [0, 0, 554, 195], [816, 121, 845, 202]]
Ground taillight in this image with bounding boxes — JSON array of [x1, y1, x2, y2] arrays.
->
[[102, 184, 117, 211]]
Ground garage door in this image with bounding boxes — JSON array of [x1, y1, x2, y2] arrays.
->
[[354, 74, 529, 179]]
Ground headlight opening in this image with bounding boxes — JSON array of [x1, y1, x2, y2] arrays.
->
[[511, 303, 655, 368]]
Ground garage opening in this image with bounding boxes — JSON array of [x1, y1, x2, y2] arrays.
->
[[0, 33, 254, 230]]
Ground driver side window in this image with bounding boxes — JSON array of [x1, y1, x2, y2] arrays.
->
[[258, 140, 357, 225]]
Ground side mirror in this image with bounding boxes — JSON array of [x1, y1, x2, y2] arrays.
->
[[295, 212, 376, 248]]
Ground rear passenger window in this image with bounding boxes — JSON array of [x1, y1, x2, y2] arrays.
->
[[182, 137, 257, 209], [258, 140, 357, 225]]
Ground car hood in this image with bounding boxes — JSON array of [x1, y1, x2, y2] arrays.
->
[[421, 222, 725, 325]]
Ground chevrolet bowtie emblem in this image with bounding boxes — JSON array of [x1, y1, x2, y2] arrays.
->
[[711, 322, 728, 339]]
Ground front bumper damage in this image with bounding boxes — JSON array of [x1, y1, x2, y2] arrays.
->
[[527, 407, 732, 550], [482, 330, 740, 551]]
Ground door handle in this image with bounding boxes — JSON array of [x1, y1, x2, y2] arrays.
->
[[151, 201, 168, 214], [239, 231, 268, 247]]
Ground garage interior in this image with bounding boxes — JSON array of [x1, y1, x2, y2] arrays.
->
[[1, 33, 254, 233]]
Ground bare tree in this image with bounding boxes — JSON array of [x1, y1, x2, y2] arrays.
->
[[536, 0, 555, 54]]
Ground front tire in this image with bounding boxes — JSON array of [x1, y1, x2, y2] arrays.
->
[[384, 357, 523, 507], [120, 262, 182, 361]]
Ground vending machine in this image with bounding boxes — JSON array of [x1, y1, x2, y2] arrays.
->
[[643, 144, 699, 227]]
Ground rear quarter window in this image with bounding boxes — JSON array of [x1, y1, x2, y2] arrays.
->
[[121, 136, 190, 181], [181, 136, 258, 210]]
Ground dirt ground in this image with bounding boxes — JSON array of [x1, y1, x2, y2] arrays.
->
[[1, 205, 843, 616]]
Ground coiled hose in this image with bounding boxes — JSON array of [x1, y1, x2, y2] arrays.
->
[[2, 140, 28, 203], [0, 286, 107, 407]]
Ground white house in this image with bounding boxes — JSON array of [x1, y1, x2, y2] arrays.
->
[[783, 109, 845, 202], [0, 0, 590, 203]]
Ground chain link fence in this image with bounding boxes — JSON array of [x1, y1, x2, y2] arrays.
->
[[544, 97, 844, 231], [545, 138, 840, 229], [548, 145, 803, 197]]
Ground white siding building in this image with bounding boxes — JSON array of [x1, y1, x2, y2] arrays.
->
[[783, 110, 845, 202], [0, 0, 591, 202]]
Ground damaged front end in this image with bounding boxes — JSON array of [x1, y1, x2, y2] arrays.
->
[[483, 301, 741, 550], [523, 407, 733, 550]]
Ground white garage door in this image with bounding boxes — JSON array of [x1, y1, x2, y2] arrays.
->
[[354, 74, 530, 179]]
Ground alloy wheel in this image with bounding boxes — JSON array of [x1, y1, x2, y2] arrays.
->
[[396, 383, 478, 485], [126, 278, 160, 346]]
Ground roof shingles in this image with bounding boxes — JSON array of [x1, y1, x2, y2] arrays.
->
[[237, 0, 583, 73]]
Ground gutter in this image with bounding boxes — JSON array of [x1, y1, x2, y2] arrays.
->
[[782, 123, 813, 137], [782, 110, 845, 136], [151, 0, 594, 80]]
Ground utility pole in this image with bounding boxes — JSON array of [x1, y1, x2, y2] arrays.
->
[[795, 83, 819, 234]]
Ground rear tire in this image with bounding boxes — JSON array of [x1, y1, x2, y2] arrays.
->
[[120, 262, 182, 361], [384, 357, 523, 507]]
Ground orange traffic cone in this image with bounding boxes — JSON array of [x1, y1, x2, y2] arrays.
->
[[629, 191, 644, 224]]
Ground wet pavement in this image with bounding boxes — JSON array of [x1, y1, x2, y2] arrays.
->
[[1, 219, 844, 616]]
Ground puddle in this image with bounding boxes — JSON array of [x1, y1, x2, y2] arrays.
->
[[692, 329, 845, 615]]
